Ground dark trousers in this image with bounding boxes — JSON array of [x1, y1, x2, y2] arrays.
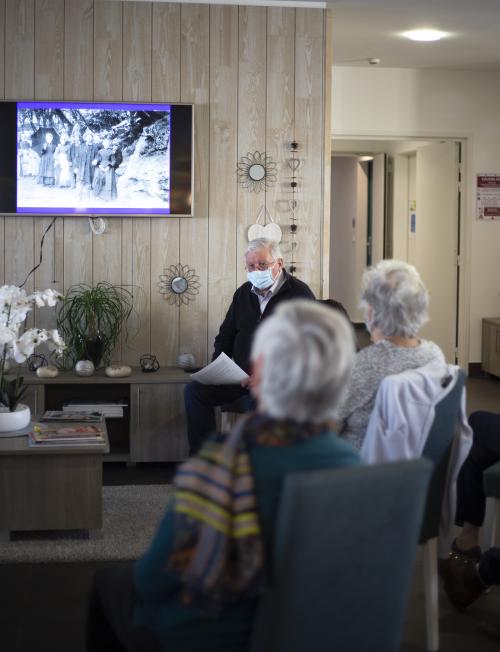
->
[[184, 381, 254, 454], [87, 563, 161, 652], [479, 547, 500, 585], [455, 411, 500, 527]]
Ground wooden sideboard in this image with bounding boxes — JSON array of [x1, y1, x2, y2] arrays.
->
[[482, 318, 500, 378], [20, 367, 190, 463]]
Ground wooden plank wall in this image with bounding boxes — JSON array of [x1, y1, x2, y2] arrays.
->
[[0, 0, 331, 367]]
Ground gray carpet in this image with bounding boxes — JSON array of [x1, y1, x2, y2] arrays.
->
[[0, 484, 174, 563]]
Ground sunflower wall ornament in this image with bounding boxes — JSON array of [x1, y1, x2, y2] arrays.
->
[[158, 264, 201, 306], [237, 151, 277, 192]]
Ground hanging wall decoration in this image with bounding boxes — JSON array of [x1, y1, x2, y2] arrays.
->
[[159, 263, 201, 306], [247, 205, 282, 243], [287, 141, 301, 275], [237, 151, 277, 192]]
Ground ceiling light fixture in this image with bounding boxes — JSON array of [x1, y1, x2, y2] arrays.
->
[[402, 29, 447, 42]]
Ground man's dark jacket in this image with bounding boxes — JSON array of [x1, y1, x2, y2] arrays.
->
[[213, 270, 315, 373]]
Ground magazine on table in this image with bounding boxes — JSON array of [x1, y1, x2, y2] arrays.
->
[[40, 410, 104, 423], [28, 423, 105, 446]]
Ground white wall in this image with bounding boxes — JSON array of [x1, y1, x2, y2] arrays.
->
[[333, 66, 500, 364], [330, 157, 363, 319]]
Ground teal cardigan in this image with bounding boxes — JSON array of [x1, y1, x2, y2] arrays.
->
[[133, 431, 359, 651]]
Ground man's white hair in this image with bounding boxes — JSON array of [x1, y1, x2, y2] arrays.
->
[[360, 259, 429, 338], [245, 238, 283, 261], [251, 300, 355, 423]]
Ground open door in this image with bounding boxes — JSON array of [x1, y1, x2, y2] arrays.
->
[[414, 142, 460, 362]]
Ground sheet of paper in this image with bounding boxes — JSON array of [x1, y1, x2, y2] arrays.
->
[[190, 352, 249, 385]]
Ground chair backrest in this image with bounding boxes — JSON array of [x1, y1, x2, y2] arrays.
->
[[250, 459, 432, 652], [419, 369, 465, 542]]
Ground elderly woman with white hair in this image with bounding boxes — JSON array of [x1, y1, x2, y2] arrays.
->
[[87, 300, 359, 652], [337, 259, 445, 450]]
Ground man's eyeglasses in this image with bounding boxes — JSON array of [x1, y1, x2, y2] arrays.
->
[[245, 260, 276, 272]]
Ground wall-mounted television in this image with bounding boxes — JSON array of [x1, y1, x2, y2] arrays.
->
[[0, 101, 193, 217]]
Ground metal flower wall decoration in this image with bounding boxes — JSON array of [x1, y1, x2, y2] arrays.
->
[[237, 151, 277, 192], [158, 264, 201, 306]]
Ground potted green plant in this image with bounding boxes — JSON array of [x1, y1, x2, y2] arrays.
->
[[56, 282, 133, 368]]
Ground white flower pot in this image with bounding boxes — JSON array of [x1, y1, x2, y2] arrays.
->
[[0, 403, 31, 434]]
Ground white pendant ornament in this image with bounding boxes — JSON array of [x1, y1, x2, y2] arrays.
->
[[247, 206, 282, 243]]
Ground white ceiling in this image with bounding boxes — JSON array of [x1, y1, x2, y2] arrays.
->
[[138, 0, 500, 71], [330, 0, 500, 70]]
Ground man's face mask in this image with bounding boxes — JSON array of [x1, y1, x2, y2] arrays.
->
[[247, 267, 275, 290]]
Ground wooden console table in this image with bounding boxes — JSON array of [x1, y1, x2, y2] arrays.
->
[[0, 421, 109, 537], [20, 367, 190, 463]]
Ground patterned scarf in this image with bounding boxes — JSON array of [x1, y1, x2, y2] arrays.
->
[[169, 412, 332, 609]]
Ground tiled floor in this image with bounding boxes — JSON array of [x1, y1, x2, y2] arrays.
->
[[0, 372, 499, 651]]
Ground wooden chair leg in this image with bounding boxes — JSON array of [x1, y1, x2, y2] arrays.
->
[[423, 537, 439, 651]]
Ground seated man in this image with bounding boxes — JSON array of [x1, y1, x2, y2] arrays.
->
[[184, 237, 315, 454]]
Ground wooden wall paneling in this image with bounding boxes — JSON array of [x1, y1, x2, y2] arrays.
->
[[152, 2, 180, 102], [236, 6, 266, 287], [123, 220, 150, 364], [179, 4, 209, 366], [33, 217, 64, 336], [35, 0, 64, 100], [0, 0, 5, 99], [266, 8, 295, 273], [295, 9, 324, 296], [93, 0, 123, 101], [64, 0, 93, 100], [321, 9, 332, 299], [63, 218, 92, 288], [121, 218, 135, 363], [5, 217, 35, 329], [123, 1, 152, 102], [122, 1, 152, 364], [92, 219, 122, 287], [207, 5, 238, 351], [150, 3, 181, 366], [5, 0, 35, 99]]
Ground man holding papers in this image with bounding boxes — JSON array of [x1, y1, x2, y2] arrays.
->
[[184, 237, 315, 453]]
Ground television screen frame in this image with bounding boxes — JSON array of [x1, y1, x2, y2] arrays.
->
[[0, 100, 193, 218]]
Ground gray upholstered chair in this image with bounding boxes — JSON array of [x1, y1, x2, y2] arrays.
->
[[419, 369, 465, 652], [250, 459, 432, 652]]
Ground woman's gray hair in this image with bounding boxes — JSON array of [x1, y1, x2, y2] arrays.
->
[[245, 238, 283, 260], [360, 259, 429, 338], [251, 300, 355, 423]]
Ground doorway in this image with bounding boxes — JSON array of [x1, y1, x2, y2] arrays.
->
[[330, 138, 462, 363]]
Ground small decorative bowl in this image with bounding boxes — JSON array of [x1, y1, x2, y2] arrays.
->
[[75, 360, 95, 377]]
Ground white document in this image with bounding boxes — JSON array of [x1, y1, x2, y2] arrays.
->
[[190, 352, 249, 385]]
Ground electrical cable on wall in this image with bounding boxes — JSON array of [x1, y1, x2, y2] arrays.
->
[[20, 217, 57, 289]]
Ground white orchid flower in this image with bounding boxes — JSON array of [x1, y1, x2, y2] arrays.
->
[[48, 329, 65, 348], [0, 326, 16, 345]]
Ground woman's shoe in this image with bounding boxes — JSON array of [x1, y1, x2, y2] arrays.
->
[[441, 558, 488, 610]]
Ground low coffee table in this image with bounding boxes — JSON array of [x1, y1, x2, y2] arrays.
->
[[0, 421, 109, 539]]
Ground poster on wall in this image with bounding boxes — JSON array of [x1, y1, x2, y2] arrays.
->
[[477, 174, 500, 220]]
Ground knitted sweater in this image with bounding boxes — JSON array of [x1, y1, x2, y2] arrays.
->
[[337, 339, 445, 450]]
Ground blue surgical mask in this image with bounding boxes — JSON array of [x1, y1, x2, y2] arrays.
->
[[247, 268, 274, 290]]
